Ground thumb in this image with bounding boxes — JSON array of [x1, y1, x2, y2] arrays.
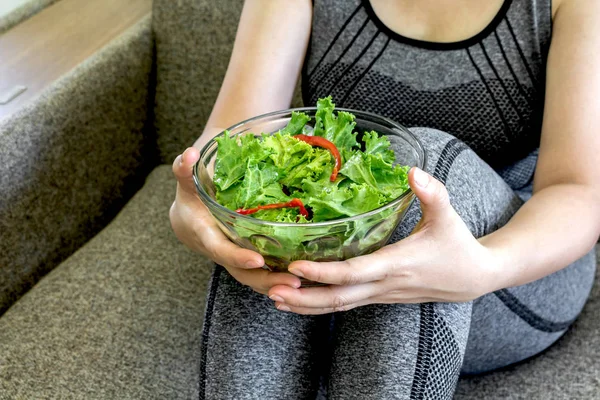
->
[[172, 147, 200, 195], [408, 167, 451, 223]]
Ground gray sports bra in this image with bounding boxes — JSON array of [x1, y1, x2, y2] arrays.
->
[[303, 0, 551, 185]]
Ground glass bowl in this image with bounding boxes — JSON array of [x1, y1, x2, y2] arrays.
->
[[193, 107, 426, 285]]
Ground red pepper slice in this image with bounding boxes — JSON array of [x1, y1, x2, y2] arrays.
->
[[236, 198, 309, 217], [293, 134, 342, 182]]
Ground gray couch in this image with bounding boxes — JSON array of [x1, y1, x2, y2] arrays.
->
[[1, 1, 598, 398]]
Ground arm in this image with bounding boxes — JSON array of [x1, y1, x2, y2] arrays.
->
[[480, 0, 600, 288], [267, 0, 600, 314], [170, 0, 312, 293], [194, 0, 312, 150]]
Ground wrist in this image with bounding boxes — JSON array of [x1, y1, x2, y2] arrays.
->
[[479, 236, 515, 293]]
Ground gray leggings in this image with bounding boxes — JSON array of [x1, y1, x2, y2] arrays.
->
[[199, 128, 596, 400]]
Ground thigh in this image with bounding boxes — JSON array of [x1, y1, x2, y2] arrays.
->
[[389, 127, 523, 245], [200, 266, 330, 400], [463, 251, 596, 374], [328, 301, 472, 400], [328, 127, 517, 399], [329, 127, 595, 394], [401, 130, 596, 374], [406, 128, 596, 374]]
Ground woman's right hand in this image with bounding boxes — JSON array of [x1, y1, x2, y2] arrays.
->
[[170, 147, 302, 295]]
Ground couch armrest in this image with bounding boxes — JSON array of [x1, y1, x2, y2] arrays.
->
[[0, 15, 155, 314], [0, 0, 59, 34]]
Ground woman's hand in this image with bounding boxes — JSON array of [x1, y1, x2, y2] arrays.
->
[[170, 147, 302, 294], [267, 168, 501, 314]]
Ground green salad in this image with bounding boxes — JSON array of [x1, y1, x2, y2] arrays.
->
[[213, 97, 410, 224]]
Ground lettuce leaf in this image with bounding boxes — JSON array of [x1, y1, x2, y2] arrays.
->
[[313, 96, 359, 157], [213, 132, 245, 191], [213, 97, 410, 225], [373, 164, 410, 200], [280, 148, 331, 189], [363, 130, 395, 165], [309, 183, 383, 221], [234, 163, 288, 209], [339, 131, 410, 201], [262, 132, 313, 176], [215, 182, 241, 210], [338, 152, 379, 191], [280, 111, 311, 135]]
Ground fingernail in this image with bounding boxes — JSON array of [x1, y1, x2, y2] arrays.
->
[[288, 268, 304, 278], [181, 149, 190, 164], [245, 260, 262, 269], [413, 168, 429, 188], [269, 295, 284, 303], [277, 304, 291, 312]]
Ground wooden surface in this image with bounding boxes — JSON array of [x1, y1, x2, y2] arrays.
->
[[0, 0, 152, 120]]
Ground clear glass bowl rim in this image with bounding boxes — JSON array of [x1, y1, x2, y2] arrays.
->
[[193, 106, 427, 228]]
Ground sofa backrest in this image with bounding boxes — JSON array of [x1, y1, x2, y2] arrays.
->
[[152, 0, 304, 164], [152, 0, 244, 164]]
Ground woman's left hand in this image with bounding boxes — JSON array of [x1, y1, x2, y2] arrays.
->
[[268, 168, 502, 315]]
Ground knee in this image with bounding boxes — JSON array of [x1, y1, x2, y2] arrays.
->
[[407, 127, 474, 161], [408, 127, 460, 147], [407, 127, 481, 174]]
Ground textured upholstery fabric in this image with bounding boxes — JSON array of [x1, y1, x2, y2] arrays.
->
[[152, 0, 303, 165], [0, 16, 154, 314], [152, 0, 244, 164], [0, 166, 213, 400], [0, 0, 60, 34]]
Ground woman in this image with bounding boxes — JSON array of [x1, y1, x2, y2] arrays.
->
[[170, 0, 600, 398]]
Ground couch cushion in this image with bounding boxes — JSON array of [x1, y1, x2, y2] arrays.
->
[[0, 165, 598, 398], [0, 165, 213, 399]]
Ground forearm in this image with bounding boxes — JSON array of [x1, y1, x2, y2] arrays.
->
[[480, 183, 600, 290], [194, 0, 312, 150]]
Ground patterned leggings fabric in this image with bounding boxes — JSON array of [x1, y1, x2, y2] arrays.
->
[[199, 128, 595, 400]]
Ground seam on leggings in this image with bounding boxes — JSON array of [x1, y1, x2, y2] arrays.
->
[[424, 313, 463, 399], [494, 289, 575, 333], [198, 265, 223, 400], [410, 139, 469, 399], [410, 303, 435, 399], [433, 139, 469, 184]]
